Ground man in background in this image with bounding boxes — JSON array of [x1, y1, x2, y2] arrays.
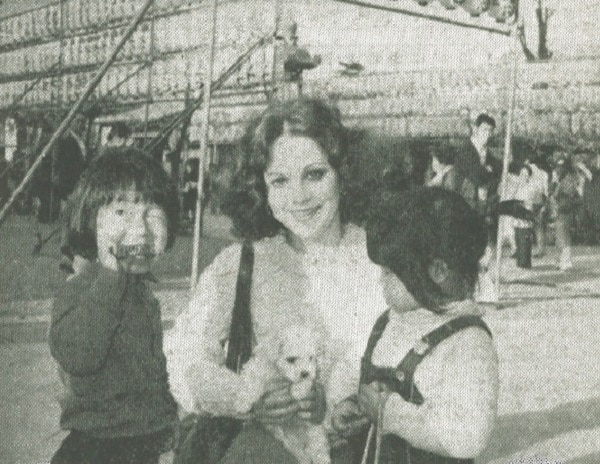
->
[[455, 113, 502, 213], [456, 113, 502, 302]]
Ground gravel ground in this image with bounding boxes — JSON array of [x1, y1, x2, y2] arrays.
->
[[2, 296, 599, 464], [480, 299, 600, 464], [2, 214, 599, 463]]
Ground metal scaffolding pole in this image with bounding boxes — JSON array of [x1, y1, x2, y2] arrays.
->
[[0, 0, 156, 228], [332, 0, 511, 36], [495, 19, 521, 300], [142, 33, 271, 156], [190, 0, 219, 286]]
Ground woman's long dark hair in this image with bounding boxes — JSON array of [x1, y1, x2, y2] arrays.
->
[[222, 98, 357, 240]]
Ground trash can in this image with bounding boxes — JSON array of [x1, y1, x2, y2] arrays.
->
[[515, 227, 533, 269]]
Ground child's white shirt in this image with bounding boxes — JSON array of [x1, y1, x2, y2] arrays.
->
[[328, 301, 499, 458]]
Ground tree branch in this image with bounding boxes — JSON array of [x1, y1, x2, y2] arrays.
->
[[537, 3, 553, 60]]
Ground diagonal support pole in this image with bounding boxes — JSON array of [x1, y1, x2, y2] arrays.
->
[[0, 0, 155, 228], [332, 0, 511, 36], [143, 33, 272, 155]]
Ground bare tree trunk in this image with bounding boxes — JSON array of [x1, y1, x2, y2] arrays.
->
[[536, 0, 553, 60]]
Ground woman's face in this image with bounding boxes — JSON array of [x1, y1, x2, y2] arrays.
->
[[264, 135, 341, 245]]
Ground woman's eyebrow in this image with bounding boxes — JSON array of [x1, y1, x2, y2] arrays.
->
[[264, 170, 286, 177], [303, 163, 329, 171]]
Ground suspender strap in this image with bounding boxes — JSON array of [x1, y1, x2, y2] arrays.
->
[[360, 310, 390, 384], [360, 314, 490, 464], [225, 241, 254, 373], [396, 315, 492, 404]]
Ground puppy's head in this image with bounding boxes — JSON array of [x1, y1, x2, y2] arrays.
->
[[275, 325, 318, 384]]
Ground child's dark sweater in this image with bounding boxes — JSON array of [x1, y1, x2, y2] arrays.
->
[[49, 263, 177, 438]]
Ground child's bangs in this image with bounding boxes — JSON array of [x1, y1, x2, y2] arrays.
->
[[63, 147, 179, 260], [95, 163, 167, 206]]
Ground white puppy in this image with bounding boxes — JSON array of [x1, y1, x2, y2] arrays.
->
[[235, 325, 330, 464]]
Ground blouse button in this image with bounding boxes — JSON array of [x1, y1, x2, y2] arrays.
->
[[413, 340, 429, 356], [396, 370, 406, 382]]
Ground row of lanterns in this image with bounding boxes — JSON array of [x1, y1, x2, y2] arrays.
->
[[412, 0, 516, 22], [0, 41, 273, 109], [0, 0, 198, 49], [0, 55, 204, 108], [0, 11, 206, 78]]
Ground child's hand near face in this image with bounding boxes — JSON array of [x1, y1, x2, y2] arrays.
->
[[96, 192, 168, 275]]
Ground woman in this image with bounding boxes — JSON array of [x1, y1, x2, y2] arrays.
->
[[165, 99, 388, 463], [551, 152, 591, 270]]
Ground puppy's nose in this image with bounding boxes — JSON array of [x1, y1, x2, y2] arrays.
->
[[300, 371, 310, 379]]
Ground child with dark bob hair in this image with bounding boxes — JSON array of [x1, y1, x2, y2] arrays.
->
[[223, 98, 359, 240], [61, 147, 179, 262], [50, 147, 179, 464], [331, 187, 499, 463]]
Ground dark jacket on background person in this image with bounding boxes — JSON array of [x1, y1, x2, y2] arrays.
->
[[455, 139, 502, 212], [49, 263, 177, 439]]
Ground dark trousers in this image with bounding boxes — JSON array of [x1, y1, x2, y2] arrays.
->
[[51, 430, 167, 464], [218, 422, 296, 464], [514, 227, 533, 268]]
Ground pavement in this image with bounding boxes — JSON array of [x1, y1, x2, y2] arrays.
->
[[1, 246, 600, 463]]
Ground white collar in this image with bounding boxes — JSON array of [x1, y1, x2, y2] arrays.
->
[[471, 137, 487, 162]]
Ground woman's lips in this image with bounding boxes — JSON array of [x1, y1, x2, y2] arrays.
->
[[290, 206, 321, 221]]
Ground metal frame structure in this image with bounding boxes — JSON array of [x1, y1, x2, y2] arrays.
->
[[1, 0, 521, 301]]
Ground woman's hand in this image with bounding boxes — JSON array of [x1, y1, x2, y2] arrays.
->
[[330, 396, 370, 438], [71, 255, 93, 277], [297, 382, 327, 424], [358, 382, 389, 423], [251, 381, 300, 424]]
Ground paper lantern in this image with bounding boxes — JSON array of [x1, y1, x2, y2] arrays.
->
[[459, 0, 490, 16], [438, 0, 458, 9], [487, 0, 515, 22]]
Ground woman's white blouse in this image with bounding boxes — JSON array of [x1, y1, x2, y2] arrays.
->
[[164, 225, 386, 415]]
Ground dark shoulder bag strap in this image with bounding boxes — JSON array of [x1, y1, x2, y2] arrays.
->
[[225, 241, 254, 373], [174, 242, 254, 463]]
